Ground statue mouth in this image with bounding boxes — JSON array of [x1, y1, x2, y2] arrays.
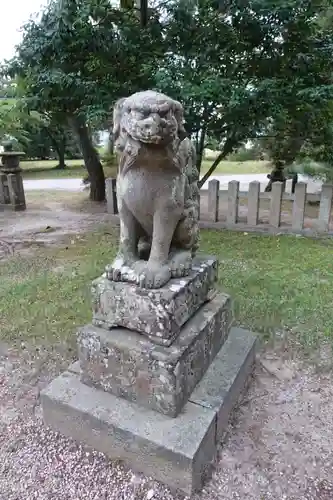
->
[[135, 135, 163, 144], [131, 132, 173, 146]]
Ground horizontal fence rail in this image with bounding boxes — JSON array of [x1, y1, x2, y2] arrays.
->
[[105, 178, 333, 236]]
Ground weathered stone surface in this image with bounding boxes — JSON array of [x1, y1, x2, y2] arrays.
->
[[79, 293, 231, 417], [318, 183, 333, 231], [107, 90, 200, 289], [41, 325, 256, 495], [7, 173, 26, 211], [41, 371, 216, 496], [247, 181, 260, 226], [92, 255, 218, 346], [0, 173, 9, 205], [0, 143, 26, 211], [190, 326, 257, 441]]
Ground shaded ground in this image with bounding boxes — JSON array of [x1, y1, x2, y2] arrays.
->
[[1, 185, 328, 264], [1, 344, 332, 500], [0, 191, 109, 260], [1, 193, 333, 499]]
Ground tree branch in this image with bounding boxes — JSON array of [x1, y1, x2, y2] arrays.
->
[[198, 132, 238, 188]]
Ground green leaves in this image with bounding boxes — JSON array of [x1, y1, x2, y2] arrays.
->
[[156, 0, 333, 173], [2, 0, 333, 181]]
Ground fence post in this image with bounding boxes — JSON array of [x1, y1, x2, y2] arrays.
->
[[106, 178, 118, 214], [227, 180, 239, 225], [207, 179, 220, 222], [292, 182, 306, 231], [318, 184, 333, 231], [247, 181, 260, 226], [269, 181, 283, 228]]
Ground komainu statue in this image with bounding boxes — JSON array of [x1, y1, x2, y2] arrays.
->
[[107, 90, 200, 289]]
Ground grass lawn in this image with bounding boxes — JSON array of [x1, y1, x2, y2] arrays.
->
[[24, 189, 88, 207], [20, 159, 118, 180], [0, 228, 332, 355], [20, 158, 269, 180]]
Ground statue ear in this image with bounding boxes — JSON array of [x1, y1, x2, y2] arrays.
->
[[113, 98, 126, 141], [178, 123, 188, 141], [174, 107, 188, 140]]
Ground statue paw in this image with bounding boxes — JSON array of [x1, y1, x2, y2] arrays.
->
[[170, 251, 192, 278], [105, 254, 137, 282], [137, 263, 171, 289]]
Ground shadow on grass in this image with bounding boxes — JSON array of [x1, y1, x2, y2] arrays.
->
[[20, 159, 269, 181], [1, 227, 333, 362], [22, 164, 86, 180], [21, 163, 117, 181]]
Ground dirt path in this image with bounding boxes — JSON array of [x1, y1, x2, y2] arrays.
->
[[0, 187, 330, 263], [0, 345, 332, 500], [0, 192, 327, 263], [0, 192, 109, 260]]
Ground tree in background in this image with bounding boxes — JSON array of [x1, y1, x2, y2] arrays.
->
[[157, 0, 333, 187], [3, 0, 333, 197], [4, 0, 163, 200], [19, 114, 82, 165], [0, 79, 33, 145], [0, 78, 81, 166]]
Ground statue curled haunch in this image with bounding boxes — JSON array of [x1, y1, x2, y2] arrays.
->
[[106, 90, 200, 289]]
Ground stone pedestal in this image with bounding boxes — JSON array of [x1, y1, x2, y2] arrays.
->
[[41, 256, 257, 496], [93, 256, 218, 346], [0, 142, 26, 211], [79, 293, 231, 417]]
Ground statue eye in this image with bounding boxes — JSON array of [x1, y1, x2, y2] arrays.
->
[[159, 110, 168, 118]]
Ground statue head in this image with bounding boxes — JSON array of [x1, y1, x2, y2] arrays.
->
[[113, 90, 187, 151]]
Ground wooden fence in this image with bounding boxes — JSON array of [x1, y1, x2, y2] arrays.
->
[[105, 178, 333, 236]]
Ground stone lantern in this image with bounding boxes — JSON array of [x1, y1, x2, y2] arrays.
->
[[0, 140, 26, 211]]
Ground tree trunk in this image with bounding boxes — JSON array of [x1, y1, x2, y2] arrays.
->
[[70, 115, 105, 201], [196, 128, 206, 173], [108, 131, 114, 155], [198, 134, 237, 188], [264, 161, 286, 192], [291, 173, 298, 194], [54, 135, 67, 169], [138, 0, 148, 27], [44, 127, 67, 169], [54, 149, 66, 169]]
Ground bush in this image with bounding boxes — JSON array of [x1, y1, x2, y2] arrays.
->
[[228, 147, 259, 162], [293, 158, 333, 182], [101, 150, 117, 167], [203, 149, 220, 161]]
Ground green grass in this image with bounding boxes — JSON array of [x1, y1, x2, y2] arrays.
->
[[20, 158, 269, 180], [201, 159, 269, 175], [0, 229, 332, 355], [20, 159, 86, 180]]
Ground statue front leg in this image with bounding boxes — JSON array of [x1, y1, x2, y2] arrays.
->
[[107, 201, 139, 281], [136, 209, 179, 289], [169, 204, 199, 277]]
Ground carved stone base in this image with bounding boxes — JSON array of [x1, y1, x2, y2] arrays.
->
[[92, 255, 218, 346], [78, 293, 231, 417], [41, 327, 257, 496]]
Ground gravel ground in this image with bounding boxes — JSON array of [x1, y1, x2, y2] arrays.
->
[[1, 343, 333, 500]]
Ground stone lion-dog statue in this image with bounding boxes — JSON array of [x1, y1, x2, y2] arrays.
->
[[106, 90, 200, 289]]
